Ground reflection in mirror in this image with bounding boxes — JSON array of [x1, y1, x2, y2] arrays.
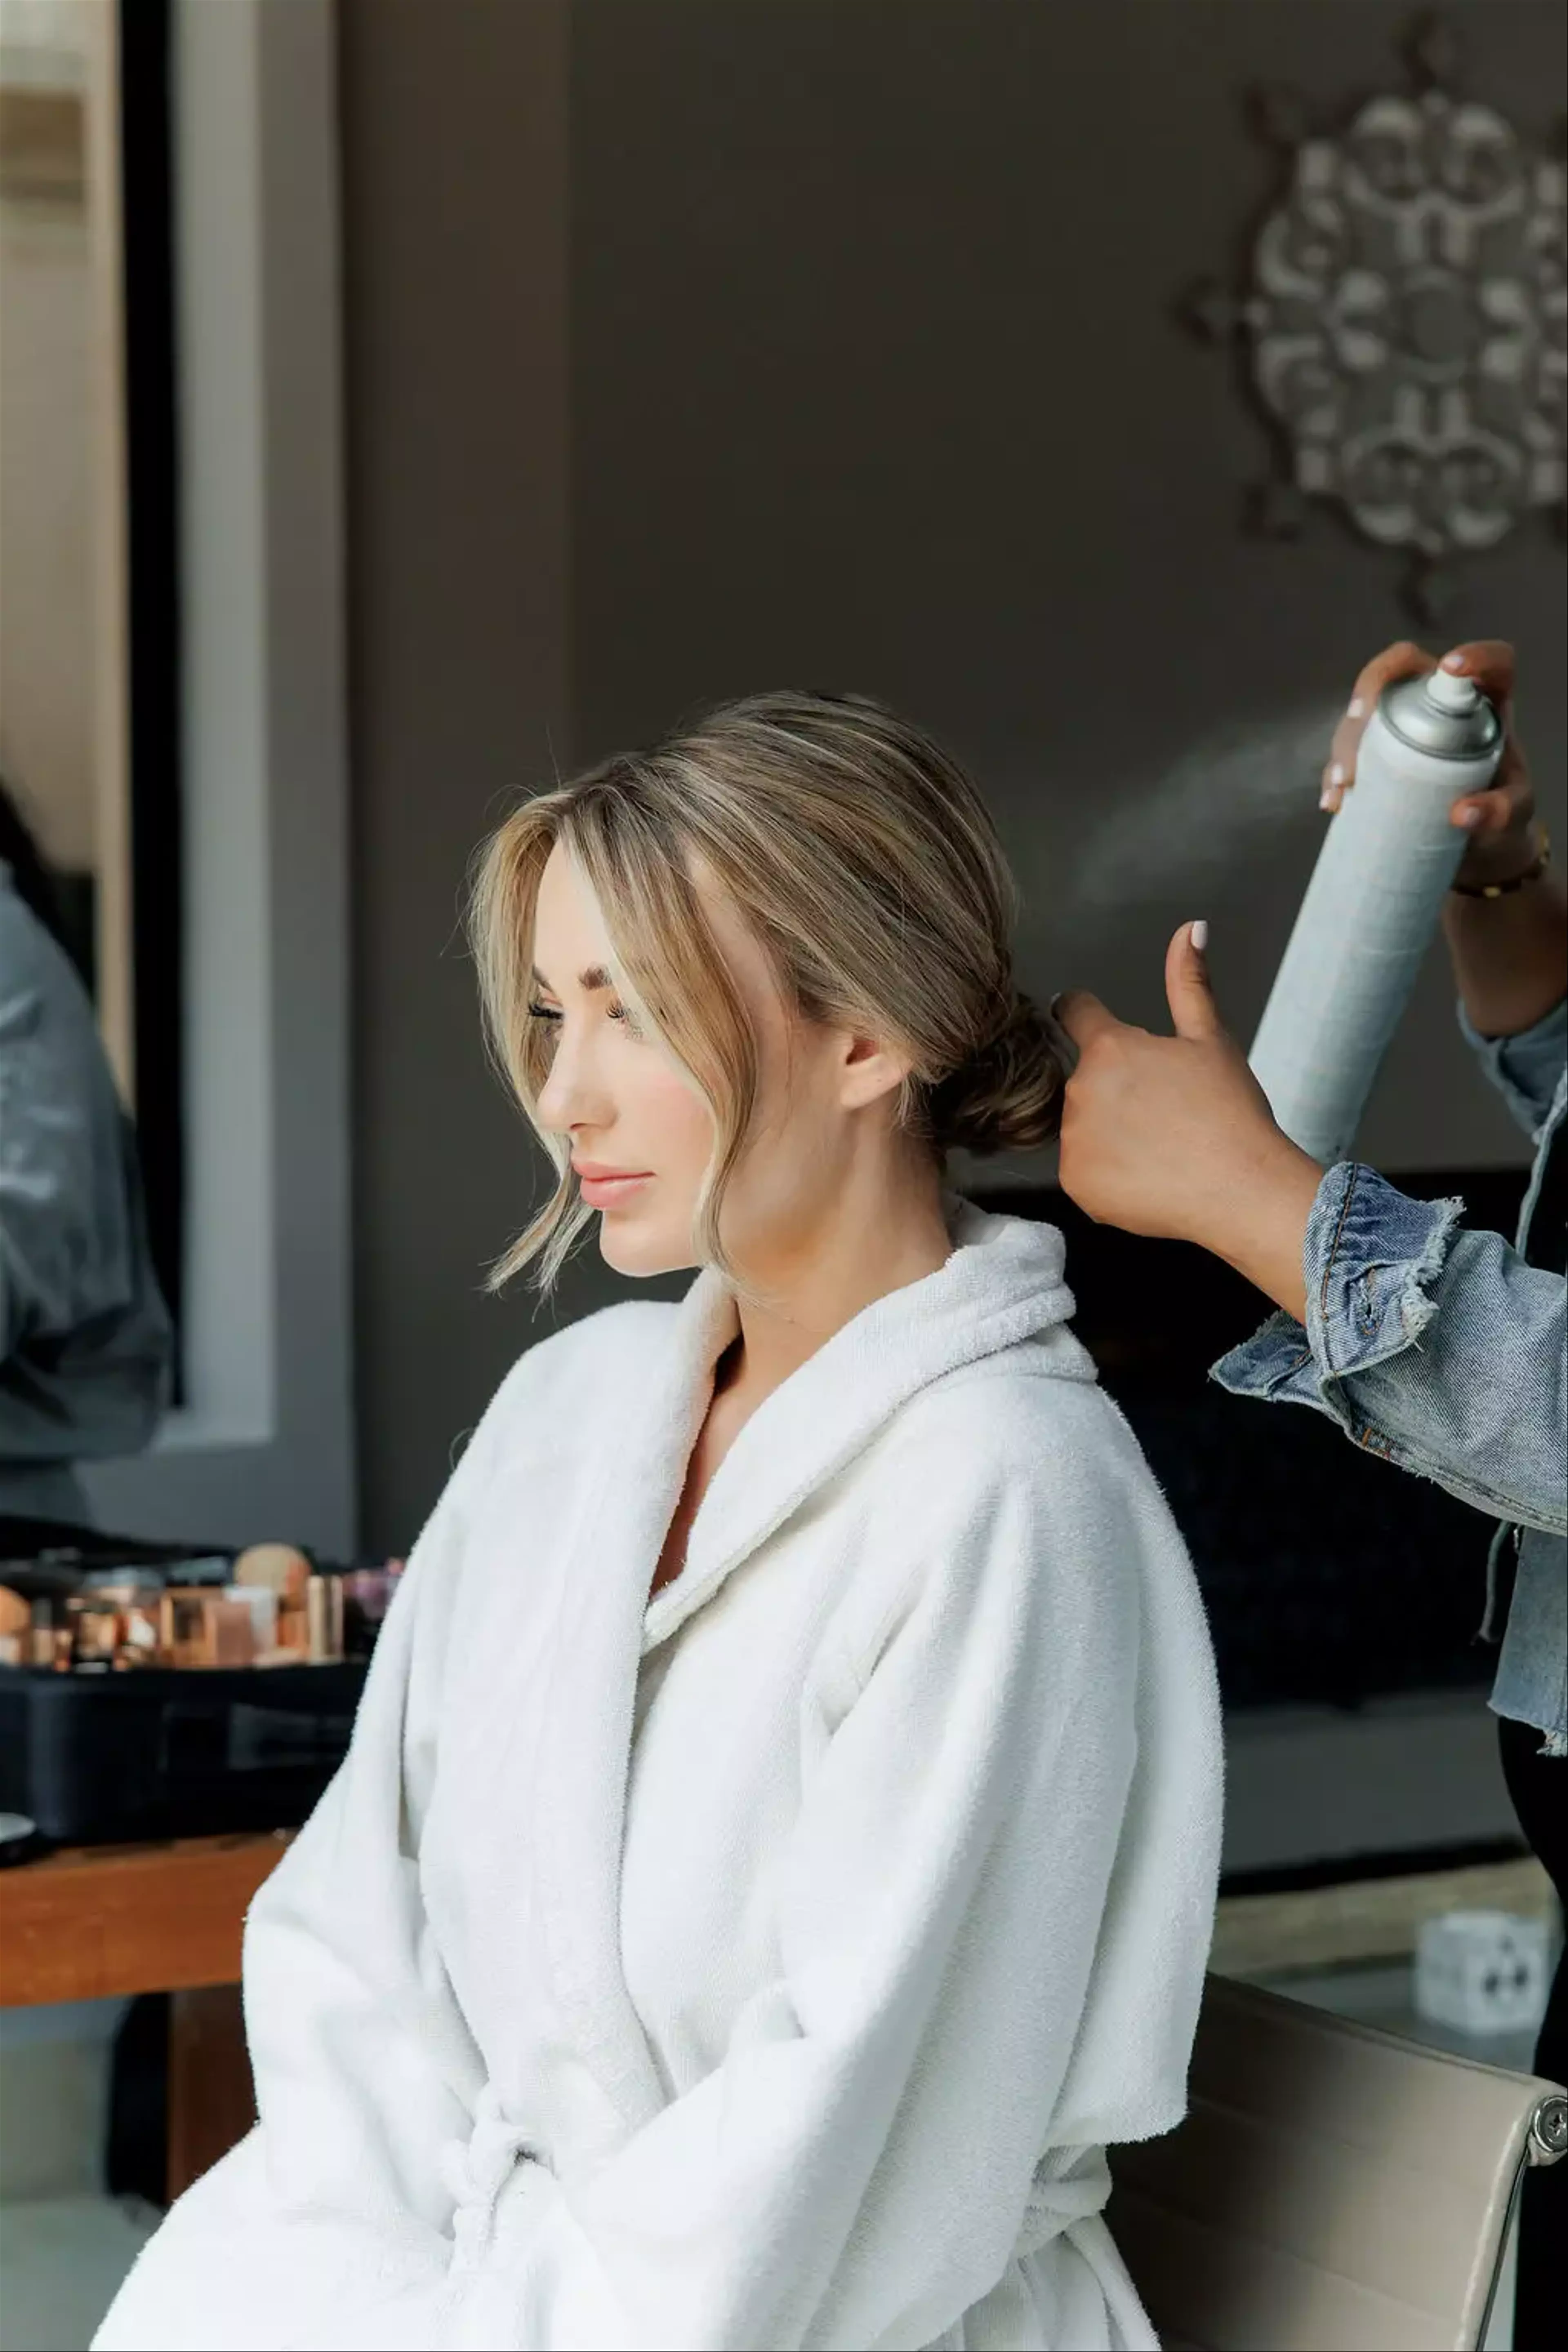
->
[[0, 0, 183, 1405], [2, 0, 110, 1009]]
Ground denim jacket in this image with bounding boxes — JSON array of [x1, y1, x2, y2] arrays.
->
[[1213, 993, 1568, 1757]]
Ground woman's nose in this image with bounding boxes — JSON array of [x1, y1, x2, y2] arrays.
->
[[535, 1029, 610, 1134]]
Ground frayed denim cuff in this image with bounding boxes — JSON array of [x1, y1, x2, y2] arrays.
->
[[1209, 1163, 1463, 1409], [1302, 1162, 1466, 1378]]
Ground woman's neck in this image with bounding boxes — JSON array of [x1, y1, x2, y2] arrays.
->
[[723, 1159, 954, 1410]]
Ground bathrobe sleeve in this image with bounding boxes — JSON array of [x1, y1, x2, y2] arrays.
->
[[423, 1390, 1191, 2352]]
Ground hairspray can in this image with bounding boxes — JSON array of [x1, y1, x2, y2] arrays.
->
[[1248, 670, 1503, 1167]]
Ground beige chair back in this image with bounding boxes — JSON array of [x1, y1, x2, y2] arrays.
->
[[1108, 1972, 1567, 2352]]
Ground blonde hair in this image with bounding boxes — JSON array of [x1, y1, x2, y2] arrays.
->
[[466, 690, 1063, 1295]]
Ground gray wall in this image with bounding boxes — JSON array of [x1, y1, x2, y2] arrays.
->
[[340, 0, 574, 1557], [341, 0, 1566, 1556]]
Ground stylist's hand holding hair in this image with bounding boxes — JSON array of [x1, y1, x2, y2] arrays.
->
[[1054, 927, 1321, 1323]]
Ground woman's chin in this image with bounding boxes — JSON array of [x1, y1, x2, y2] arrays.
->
[[597, 1216, 693, 1280]]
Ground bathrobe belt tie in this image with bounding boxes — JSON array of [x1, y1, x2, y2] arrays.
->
[[439, 2086, 1111, 2278], [1013, 2149, 1114, 2261], [440, 2082, 544, 2272]]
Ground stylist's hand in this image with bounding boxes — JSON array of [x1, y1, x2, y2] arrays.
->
[[1056, 924, 1322, 1321], [1321, 639, 1539, 892]]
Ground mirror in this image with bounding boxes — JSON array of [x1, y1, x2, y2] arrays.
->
[[0, 0, 184, 1385]]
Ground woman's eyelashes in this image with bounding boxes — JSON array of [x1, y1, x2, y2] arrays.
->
[[527, 998, 641, 1035]]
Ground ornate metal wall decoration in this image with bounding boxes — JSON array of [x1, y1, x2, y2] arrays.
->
[[1183, 14, 1565, 621]]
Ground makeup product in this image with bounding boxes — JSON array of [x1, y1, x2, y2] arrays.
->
[[233, 1544, 312, 1601], [1248, 669, 1504, 1166], [68, 1604, 123, 1667], [27, 1598, 71, 1670], [206, 1599, 257, 1668], [160, 1590, 205, 1668], [305, 1574, 344, 1664], [158, 1590, 256, 1669], [226, 1584, 279, 1653], [116, 1604, 163, 1667], [238, 1547, 313, 1657], [276, 1598, 310, 1658]]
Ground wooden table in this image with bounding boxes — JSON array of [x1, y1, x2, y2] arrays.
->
[[0, 1831, 292, 2199]]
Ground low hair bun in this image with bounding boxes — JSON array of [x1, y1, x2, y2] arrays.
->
[[927, 989, 1065, 1158]]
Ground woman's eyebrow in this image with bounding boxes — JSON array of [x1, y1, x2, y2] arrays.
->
[[530, 963, 614, 995]]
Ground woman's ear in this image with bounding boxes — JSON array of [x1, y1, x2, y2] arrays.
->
[[837, 1029, 912, 1113]]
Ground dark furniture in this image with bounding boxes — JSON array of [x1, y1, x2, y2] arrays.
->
[[978, 1169, 1530, 1713]]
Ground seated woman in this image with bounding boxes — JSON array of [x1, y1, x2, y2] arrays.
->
[[96, 692, 1223, 2352]]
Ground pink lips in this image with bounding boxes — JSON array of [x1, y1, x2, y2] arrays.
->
[[574, 1164, 653, 1209]]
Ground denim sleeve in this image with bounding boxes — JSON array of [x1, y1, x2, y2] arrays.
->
[[1212, 1162, 1567, 1536], [1458, 991, 1568, 1145]]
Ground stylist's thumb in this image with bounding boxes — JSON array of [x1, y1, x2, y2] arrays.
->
[[1165, 919, 1225, 1042]]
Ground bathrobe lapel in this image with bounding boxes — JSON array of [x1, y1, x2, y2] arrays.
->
[[525, 1267, 735, 2137], [646, 1198, 1082, 1655]]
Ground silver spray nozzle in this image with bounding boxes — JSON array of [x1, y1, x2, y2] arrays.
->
[[1380, 671, 1502, 763]]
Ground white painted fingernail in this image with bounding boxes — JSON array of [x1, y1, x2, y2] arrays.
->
[[1347, 697, 1365, 718], [1329, 763, 1347, 786], [1190, 919, 1209, 952], [1319, 788, 1336, 811]]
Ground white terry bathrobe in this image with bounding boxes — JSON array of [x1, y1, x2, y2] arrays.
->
[[95, 1198, 1223, 2352]]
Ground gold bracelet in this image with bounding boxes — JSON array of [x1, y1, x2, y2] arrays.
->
[[1450, 824, 1552, 900]]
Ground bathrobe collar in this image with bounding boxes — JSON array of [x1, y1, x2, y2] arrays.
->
[[519, 1194, 1086, 2139], [646, 1191, 1083, 1650]]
